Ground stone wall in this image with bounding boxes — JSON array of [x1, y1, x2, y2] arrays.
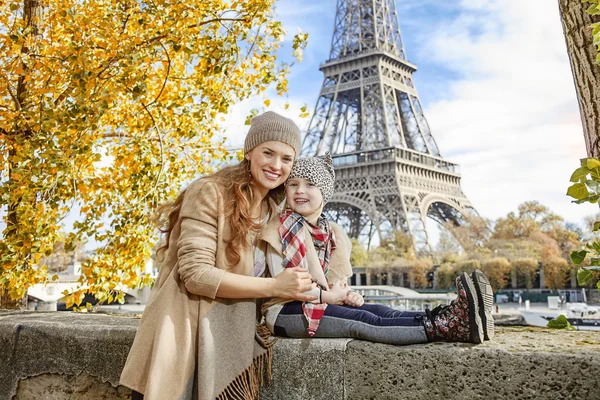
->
[[2, 311, 600, 399]]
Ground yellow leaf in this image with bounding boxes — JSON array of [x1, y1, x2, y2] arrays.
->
[[264, 99, 270, 107]]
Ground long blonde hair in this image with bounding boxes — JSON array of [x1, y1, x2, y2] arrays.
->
[[153, 159, 284, 265]]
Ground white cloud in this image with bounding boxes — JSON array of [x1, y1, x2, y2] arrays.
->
[[419, 0, 598, 224]]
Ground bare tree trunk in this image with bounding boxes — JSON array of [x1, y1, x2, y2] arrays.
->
[[559, 0, 600, 157], [1, 0, 42, 310]]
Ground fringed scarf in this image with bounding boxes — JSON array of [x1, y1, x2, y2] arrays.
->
[[279, 208, 336, 336]]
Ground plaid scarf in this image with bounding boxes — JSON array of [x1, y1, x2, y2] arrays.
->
[[279, 208, 336, 336]]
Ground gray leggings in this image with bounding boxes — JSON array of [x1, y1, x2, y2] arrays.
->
[[273, 301, 429, 345]]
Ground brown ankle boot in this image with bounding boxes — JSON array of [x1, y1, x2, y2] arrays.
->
[[423, 272, 484, 344]]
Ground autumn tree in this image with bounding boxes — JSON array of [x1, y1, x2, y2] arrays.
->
[[350, 239, 368, 267], [433, 229, 461, 264], [481, 257, 511, 291], [407, 258, 431, 289], [435, 263, 455, 290], [442, 215, 490, 253], [511, 258, 538, 289], [543, 256, 572, 290], [0, 0, 308, 308], [489, 201, 579, 262]]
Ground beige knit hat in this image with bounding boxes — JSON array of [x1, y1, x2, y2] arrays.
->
[[244, 111, 302, 156]]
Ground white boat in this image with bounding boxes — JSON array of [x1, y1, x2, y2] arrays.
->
[[521, 304, 600, 331]]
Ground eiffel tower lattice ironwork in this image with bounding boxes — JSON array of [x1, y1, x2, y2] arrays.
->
[[302, 0, 481, 253]]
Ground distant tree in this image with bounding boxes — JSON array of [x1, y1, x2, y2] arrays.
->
[[350, 239, 368, 267], [407, 258, 431, 289], [442, 216, 490, 253], [433, 229, 461, 263], [481, 258, 511, 291], [493, 201, 562, 240], [511, 258, 539, 289], [543, 256, 572, 290], [380, 230, 415, 259], [455, 259, 482, 275], [435, 263, 456, 290]]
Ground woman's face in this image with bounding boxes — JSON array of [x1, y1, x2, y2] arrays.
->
[[285, 177, 323, 216], [246, 141, 295, 193]]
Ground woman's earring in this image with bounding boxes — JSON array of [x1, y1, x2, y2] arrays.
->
[[248, 162, 252, 180]]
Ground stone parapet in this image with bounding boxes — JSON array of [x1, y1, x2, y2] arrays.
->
[[1, 311, 600, 399]]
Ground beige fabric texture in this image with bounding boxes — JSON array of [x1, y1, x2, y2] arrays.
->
[[120, 176, 279, 400]]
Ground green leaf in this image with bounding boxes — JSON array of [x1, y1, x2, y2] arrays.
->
[[567, 182, 590, 200], [590, 166, 600, 179], [570, 166, 590, 182], [577, 268, 594, 285], [571, 250, 588, 265], [546, 314, 575, 330], [573, 194, 600, 204], [586, 158, 600, 169], [586, 4, 600, 15], [594, 221, 600, 232]]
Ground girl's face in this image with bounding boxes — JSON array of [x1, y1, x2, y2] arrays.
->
[[285, 177, 324, 216], [246, 141, 295, 194]]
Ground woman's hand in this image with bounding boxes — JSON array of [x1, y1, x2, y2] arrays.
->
[[344, 290, 364, 307], [271, 267, 318, 301], [322, 280, 349, 305]]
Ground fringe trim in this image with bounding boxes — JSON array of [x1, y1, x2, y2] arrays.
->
[[215, 324, 278, 400]]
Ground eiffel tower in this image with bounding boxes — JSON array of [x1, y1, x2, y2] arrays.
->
[[302, 0, 480, 253]]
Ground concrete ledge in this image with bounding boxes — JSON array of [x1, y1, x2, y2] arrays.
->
[[2, 311, 600, 399]]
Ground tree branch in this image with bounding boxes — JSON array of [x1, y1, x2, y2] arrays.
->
[[145, 41, 171, 108], [95, 16, 248, 79]]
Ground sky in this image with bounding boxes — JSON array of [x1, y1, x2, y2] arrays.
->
[[218, 0, 600, 234], [3, 0, 596, 250]]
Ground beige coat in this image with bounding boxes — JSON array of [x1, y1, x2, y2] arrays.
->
[[120, 176, 278, 400], [256, 217, 354, 330]]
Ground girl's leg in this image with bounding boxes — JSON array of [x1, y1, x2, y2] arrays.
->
[[273, 301, 428, 345], [273, 273, 487, 345], [357, 302, 425, 319]]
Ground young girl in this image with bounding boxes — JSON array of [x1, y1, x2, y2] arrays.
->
[[257, 154, 494, 345]]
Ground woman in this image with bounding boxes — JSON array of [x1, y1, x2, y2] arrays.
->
[[120, 111, 314, 400]]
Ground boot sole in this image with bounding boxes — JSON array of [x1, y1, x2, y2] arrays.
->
[[471, 270, 495, 341], [459, 273, 484, 344]]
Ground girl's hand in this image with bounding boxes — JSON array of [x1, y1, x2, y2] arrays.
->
[[322, 280, 349, 305], [344, 291, 364, 307], [272, 267, 318, 301]]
